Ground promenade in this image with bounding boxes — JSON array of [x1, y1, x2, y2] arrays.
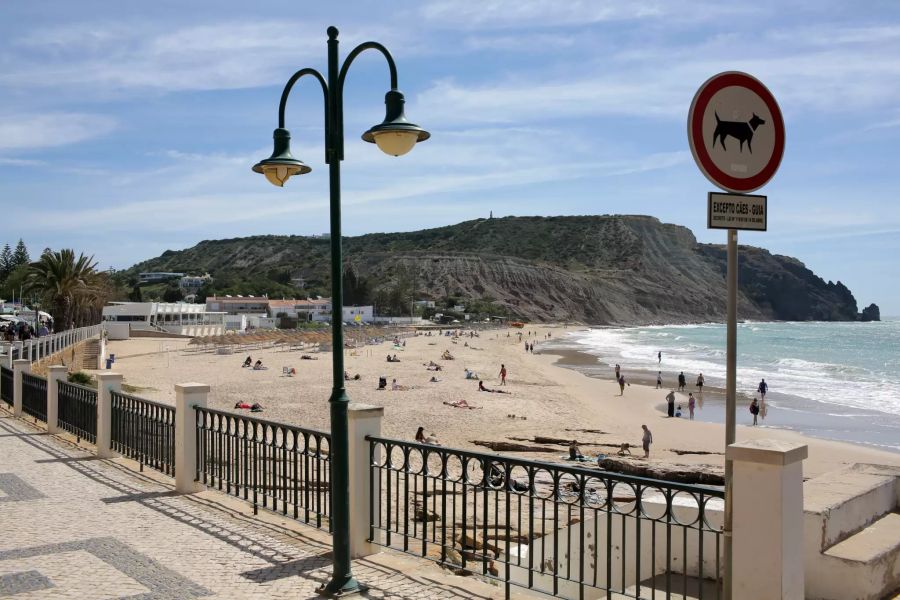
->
[[0, 412, 509, 599]]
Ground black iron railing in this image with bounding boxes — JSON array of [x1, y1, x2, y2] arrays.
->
[[195, 407, 332, 530], [22, 373, 48, 422], [57, 380, 98, 444], [111, 391, 175, 476], [0, 365, 12, 406], [368, 437, 724, 600]]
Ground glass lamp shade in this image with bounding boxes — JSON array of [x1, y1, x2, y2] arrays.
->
[[371, 130, 419, 156], [362, 90, 429, 156], [261, 164, 305, 187], [251, 128, 310, 186]]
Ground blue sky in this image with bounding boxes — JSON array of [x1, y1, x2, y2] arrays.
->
[[1, 1, 898, 314]]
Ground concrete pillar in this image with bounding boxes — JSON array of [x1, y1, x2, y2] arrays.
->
[[95, 372, 122, 458], [46, 366, 68, 434], [726, 439, 807, 600], [175, 383, 208, 494], [348, 403, 384, 558], [12, 359, 31, 417], [11, 341, 22, 366]]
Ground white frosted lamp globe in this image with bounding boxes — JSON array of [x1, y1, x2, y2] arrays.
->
[[372, 130, 419, 156], [262, 164, 302, 187]]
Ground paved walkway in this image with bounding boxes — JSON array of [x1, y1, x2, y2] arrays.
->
[[0, 412, 510, 599]]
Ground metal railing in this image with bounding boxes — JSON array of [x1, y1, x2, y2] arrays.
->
[[195, 407, 332, 529], [58, 381, 98, 444], [22, 373, 48, 422], [368, 437, 724, 600], [0, 365, 12, 406], [111, 391, 175, 476]]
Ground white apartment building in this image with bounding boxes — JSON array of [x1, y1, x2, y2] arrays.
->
[[102, 302, 225, 339], [205, 296, 269, 315], [267, 298, 332, 322], [179, 274, 212, 291], [138, 272, 184, 284]]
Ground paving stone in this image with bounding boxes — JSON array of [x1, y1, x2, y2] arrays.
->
[[0, 414, 509, 599]]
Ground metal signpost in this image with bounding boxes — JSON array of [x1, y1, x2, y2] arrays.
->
[[688, 71, 784, 599]]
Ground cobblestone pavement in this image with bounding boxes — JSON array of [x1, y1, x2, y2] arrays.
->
[[0, 413, 513, 599]]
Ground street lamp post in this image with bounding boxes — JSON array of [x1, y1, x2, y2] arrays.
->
[[252, 26, 429, 596]]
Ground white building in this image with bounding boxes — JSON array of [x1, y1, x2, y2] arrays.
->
[[267, 298, 331, 322], [138, 272, 184, 284], [340, 305, 374, 324], [179, 274, 212, 291], [205, 295, 269, 315], [102, 302, 225, 339]]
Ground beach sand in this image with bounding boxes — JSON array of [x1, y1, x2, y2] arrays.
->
[[100, 326, 900, 480]]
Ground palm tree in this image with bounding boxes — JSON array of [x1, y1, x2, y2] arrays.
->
[[25, 249, 101, 331]]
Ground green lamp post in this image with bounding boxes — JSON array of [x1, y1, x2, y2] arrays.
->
[[252, 26, 429, 596]]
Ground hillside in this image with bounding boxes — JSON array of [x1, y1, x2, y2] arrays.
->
[[124, 215, 873, 325]]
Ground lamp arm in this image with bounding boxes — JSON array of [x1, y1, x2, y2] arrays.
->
[[277, 67, 329, 129], [337, 42, 398, 92]]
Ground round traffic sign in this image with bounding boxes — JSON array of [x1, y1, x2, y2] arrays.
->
[[688, 71, 785, 193]]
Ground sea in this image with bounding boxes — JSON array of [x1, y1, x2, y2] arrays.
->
[[549, 320, 900, 452]]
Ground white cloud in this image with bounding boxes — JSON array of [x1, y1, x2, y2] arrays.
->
[[0, 113, 116, 151]]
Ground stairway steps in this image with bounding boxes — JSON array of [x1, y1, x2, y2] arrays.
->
[[824, 512, 900, 564]]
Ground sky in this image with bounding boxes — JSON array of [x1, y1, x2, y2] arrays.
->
[[1, 1, 898, 314]]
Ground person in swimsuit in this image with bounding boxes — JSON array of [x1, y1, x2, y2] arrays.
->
[[641, 425, 653, 458]]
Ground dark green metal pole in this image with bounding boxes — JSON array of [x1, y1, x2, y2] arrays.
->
[[320, 26, 360, 597]]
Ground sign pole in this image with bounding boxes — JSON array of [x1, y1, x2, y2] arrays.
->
[[723, 227, 738, 599]]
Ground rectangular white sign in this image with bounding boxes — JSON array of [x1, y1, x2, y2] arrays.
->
[[707, 192, 767, 231]]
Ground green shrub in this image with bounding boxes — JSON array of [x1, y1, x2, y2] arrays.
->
[[67, 371, 96, 387]]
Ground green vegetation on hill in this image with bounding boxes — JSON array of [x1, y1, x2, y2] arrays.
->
[[122, 215, 875, 325]]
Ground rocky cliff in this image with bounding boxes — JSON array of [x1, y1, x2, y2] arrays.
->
[[126, 215, 874, 325]]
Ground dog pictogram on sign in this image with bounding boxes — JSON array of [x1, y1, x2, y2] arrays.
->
[[688, 72, 785, 193]]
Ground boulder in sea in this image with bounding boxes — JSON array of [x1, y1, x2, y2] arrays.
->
[[859, 303, 881, 322]]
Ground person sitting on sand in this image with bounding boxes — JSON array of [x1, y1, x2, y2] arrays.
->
[[464, 368, 477, 379], [301, 354, 317, 360], [386, 354, 393, 362], [253, 360, 267, 370], [479, 380, 510, 394], [569, 441, 584, 460], [242, 356, 252, 368], [441, 350, 454, 360], [617, 442, 632, 456], [429, 376, 440, 383], [675, 405, 682, 418], [415, 426, 440, 445], [392, 354, 400, 362], [391, 378, 409, 391], [377, 376, 387, 390]]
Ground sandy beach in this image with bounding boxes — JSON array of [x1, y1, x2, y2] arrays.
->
[[99, 326, 900, 480]]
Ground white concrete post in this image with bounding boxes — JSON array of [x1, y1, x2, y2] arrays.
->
[[12, 359, 31, 417], [348, 402, 384, 558], [46, 365, 68, 434], [726, 439, 807, 600], [175, 383, 208, 494], [95, 372, 122, 458]]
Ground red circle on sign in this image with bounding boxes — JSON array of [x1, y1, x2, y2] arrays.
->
[[688, 72, 785, 193]]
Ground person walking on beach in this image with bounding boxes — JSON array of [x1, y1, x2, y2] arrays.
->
[[499, 364, 507, 386], [618, 374, 626, 395], [757, 379, 768, 403], [750, 398, 760, 425], [666, 390, 676, 417], [678, 371, 686, 392], [656, 371, 662, 389], [641, 425, 653, 458], [688, 393, 696, 420], [696, 373, 704, 394], [658, 351, 662, 364], [614, 364, 621, 379]]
